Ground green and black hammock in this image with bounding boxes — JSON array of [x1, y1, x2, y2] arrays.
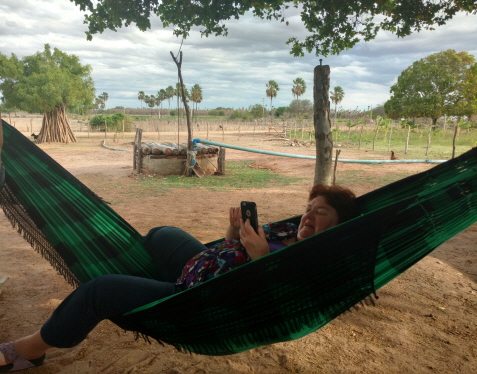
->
[[1, 119, 477, 355]]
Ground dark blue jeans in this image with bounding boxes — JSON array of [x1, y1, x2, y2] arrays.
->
[[40, 226, 207, 348]]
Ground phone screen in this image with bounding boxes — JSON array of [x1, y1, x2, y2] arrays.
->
[[241, 201, 259, 233]]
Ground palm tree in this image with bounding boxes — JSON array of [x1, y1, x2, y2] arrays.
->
[[291, 78, 306, 100], [165, 86, 174, 109], [99, 92, 109, 109], [138, 91, 145, 109], [266, 80, 279, 116], [144, 94, 156, 116], [190, 84, 203, 121], [156, 89, 166, 118], [94, 97, 102, 112], [330, 86, 345, 126], [292, 78, 306, 115]]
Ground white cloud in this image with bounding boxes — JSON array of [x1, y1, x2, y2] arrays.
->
[[1, 1, 476, 111]]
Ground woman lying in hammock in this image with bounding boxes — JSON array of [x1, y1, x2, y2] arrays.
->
[[0, 183, 358, 372]]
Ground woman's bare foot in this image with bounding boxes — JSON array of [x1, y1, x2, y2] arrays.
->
[[0, 351, 10, 365]]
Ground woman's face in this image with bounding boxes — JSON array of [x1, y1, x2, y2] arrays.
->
[[297, 196, 339, 241]]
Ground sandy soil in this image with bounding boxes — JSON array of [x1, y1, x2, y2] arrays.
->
[[1, 128, 476, 374]]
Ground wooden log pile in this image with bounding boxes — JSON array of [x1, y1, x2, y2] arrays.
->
[[140, 142, 219, 157]]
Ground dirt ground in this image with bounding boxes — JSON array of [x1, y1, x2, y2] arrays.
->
[[1, 126, 476, 374]]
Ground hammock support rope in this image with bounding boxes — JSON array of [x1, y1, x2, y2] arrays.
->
[[1, 120, 477, 355]]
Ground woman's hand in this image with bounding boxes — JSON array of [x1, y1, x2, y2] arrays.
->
[[240, 219, 269, 260], [225, 207, 241, 240]]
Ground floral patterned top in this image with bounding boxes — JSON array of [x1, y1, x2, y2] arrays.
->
[[176, 222, 298, 288]]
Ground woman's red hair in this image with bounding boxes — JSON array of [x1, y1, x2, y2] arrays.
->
[[308, 184, 358, 223]]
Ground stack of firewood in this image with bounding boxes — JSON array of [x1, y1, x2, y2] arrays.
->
[[140, 142, 219, 156]]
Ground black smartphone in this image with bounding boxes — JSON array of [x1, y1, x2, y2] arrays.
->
[[241, 201, 259, 233]]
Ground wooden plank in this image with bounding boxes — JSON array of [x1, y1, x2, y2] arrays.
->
[[192, 164, 205, 178]]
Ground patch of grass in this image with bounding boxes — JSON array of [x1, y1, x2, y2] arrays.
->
[[139, 160, 303, 191], [336, 167, 413, 188]]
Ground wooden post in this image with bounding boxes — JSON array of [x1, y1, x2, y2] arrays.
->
[[388, 125, 393, 152], [452, 124, 458, 159], [358, 125, 363, 150], [405, 125, 410, 154], [104, 120, 107, 139], [372, 125, 379, 151], [332, 149, 341, 185], [218, 147, 226, 174], [136, 128, 143, 175], [313, 63, 333, 186], [133, 131, 137, 170], [425, 125, 432, 156]]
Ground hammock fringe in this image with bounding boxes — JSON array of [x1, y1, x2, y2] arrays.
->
[[0, 182, 81, 288]]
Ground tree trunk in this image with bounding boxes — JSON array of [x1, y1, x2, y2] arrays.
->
[[405, 125, 410, 154], [425, 121, 435, 156], [170, 51, 193, 176], [37, 104, 76, 144], [452, 124, 458, 159], [372, 126, 378, 151], [313, 64, 333, 186]]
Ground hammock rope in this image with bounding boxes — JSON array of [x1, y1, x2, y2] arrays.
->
[[1, 119, 477, 355]]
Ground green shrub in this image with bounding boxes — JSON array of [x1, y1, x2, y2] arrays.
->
[[89, 113, 132, 132], [208, 109, 225, 116], [228, 110, 251, 121]]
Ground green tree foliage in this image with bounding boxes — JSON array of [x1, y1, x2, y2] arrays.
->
[[71, 0, 477, 56], [90, 113, 132, 132], [207, 109, 225, 116], [266, 80, 279, 112], [274, 106, 288, 117], [0, 44, 95, 143], [249, 104, 267, 119], [289, 99, 312, 116], [384, 50, 476, 126], [460, 62, 477, 118]]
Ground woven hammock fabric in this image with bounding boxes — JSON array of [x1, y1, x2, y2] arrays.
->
[[1, 120, 477, 355]]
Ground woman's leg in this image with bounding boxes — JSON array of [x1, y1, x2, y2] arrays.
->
[[11, 331, 50, 360], [143, 226, 208, 282], [40, 274, 184, 348]]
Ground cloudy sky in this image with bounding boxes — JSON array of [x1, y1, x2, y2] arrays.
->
[[1, 0, 477, 111]]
